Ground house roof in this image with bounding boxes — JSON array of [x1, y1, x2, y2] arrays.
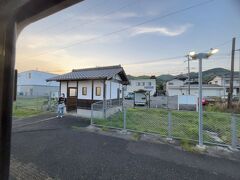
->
[[174, 74, 188, 81], [46, 65, 129, 84]]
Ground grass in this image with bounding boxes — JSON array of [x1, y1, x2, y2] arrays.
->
[[12, 97, 51, 119], [180, 139, 203, 153], [131, 132, 141, 141], [12, 108, 43, 119], [101, 126, 109, 132], [93, 108, 240, 145]]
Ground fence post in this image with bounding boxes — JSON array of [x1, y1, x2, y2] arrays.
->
[[167, 110, 172, 140], [91, 104, 93, 125], [123, 107, 127, 130], [48, 94, 51, 111], [103, 100, 106, 119], [231, 113, 237, 150]]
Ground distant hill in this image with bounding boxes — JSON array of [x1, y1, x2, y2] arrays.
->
[[157, 74, 175, 82], [127, 68, 234, 89], [202, 68, 230, 82]]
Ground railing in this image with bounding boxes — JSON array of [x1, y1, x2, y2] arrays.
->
[[91, 99, 123, 125]]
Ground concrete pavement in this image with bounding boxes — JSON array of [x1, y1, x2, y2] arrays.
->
[[10, 114, 240, 180]]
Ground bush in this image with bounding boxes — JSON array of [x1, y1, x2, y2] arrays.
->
[[205, 102, 240, 114]]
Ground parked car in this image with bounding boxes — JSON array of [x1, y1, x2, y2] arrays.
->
[[125, 92, 134, 100], [232, 96, 240, 102], [134, 92, 147, 106]]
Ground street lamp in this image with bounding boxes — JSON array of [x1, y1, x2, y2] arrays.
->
[[189, 48, 219, 148]]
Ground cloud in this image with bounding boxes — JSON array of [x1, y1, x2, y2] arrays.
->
[[132, 24, 192, 37], [74, 12, 139, 22], [18, 33, 99, 50]]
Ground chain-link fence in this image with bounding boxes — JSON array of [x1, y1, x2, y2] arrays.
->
[[237, 115, 240, 147], [91, 99, 123, 128], [14, 96, 58, 111], [13, 96, 58, 118], [125, 95, 196, 111], [91, 100, 240, 149]]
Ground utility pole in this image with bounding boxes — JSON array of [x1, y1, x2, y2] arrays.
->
[[228, 37, 236, 109], [185, 55, 191, 95], [238, 49, 240, 103], [187, 55, 191, 95], [236, 49, 240, 102]]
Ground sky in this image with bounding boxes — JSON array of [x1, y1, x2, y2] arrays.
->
[[16, 0, 240, 76]]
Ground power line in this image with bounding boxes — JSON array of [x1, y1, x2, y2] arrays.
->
[[199, 36, 240, 53], [49, 0, 138, 39], [124, 46, 233, 67], [124, 55, 185, 66], [24, 0, 215, 60]]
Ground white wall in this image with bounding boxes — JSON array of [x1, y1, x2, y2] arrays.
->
[[209, 76, 240, 87], [61, 80, 122, 100], [166, 79, 185, 96], [106, 81, 111, 100], [167, 87, 224, 97], [78, 80, 92, 99], [208, 76, 223, 86], [126, 79, 156, 96], [119, 83, 123, 98], [68, 81, 77, 87], [106, 80, 122, 100], [60, 81, 67, 96], [111, 81, 119, 99], [93, 80, 104, 100], [18, 70, 59, 86]]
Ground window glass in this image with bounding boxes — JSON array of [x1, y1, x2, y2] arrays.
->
[[147, 82, 151, 86], [69, 88, 77, 97], [82, 87, 87, 95], [96, 87, 101, 96], [28, 73, 31, 79]]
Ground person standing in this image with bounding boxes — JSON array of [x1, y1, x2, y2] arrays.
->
[[57, 93, 66, 118]]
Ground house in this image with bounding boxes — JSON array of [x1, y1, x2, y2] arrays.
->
[[125, 77, 156, 96], [47, 65, 129, 113], [208, 74, 240, 96], [166, 78, 224, 97], [17, 70, 59, 97]]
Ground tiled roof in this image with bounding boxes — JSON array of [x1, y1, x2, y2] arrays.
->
[[46, 65, 129, 84]]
